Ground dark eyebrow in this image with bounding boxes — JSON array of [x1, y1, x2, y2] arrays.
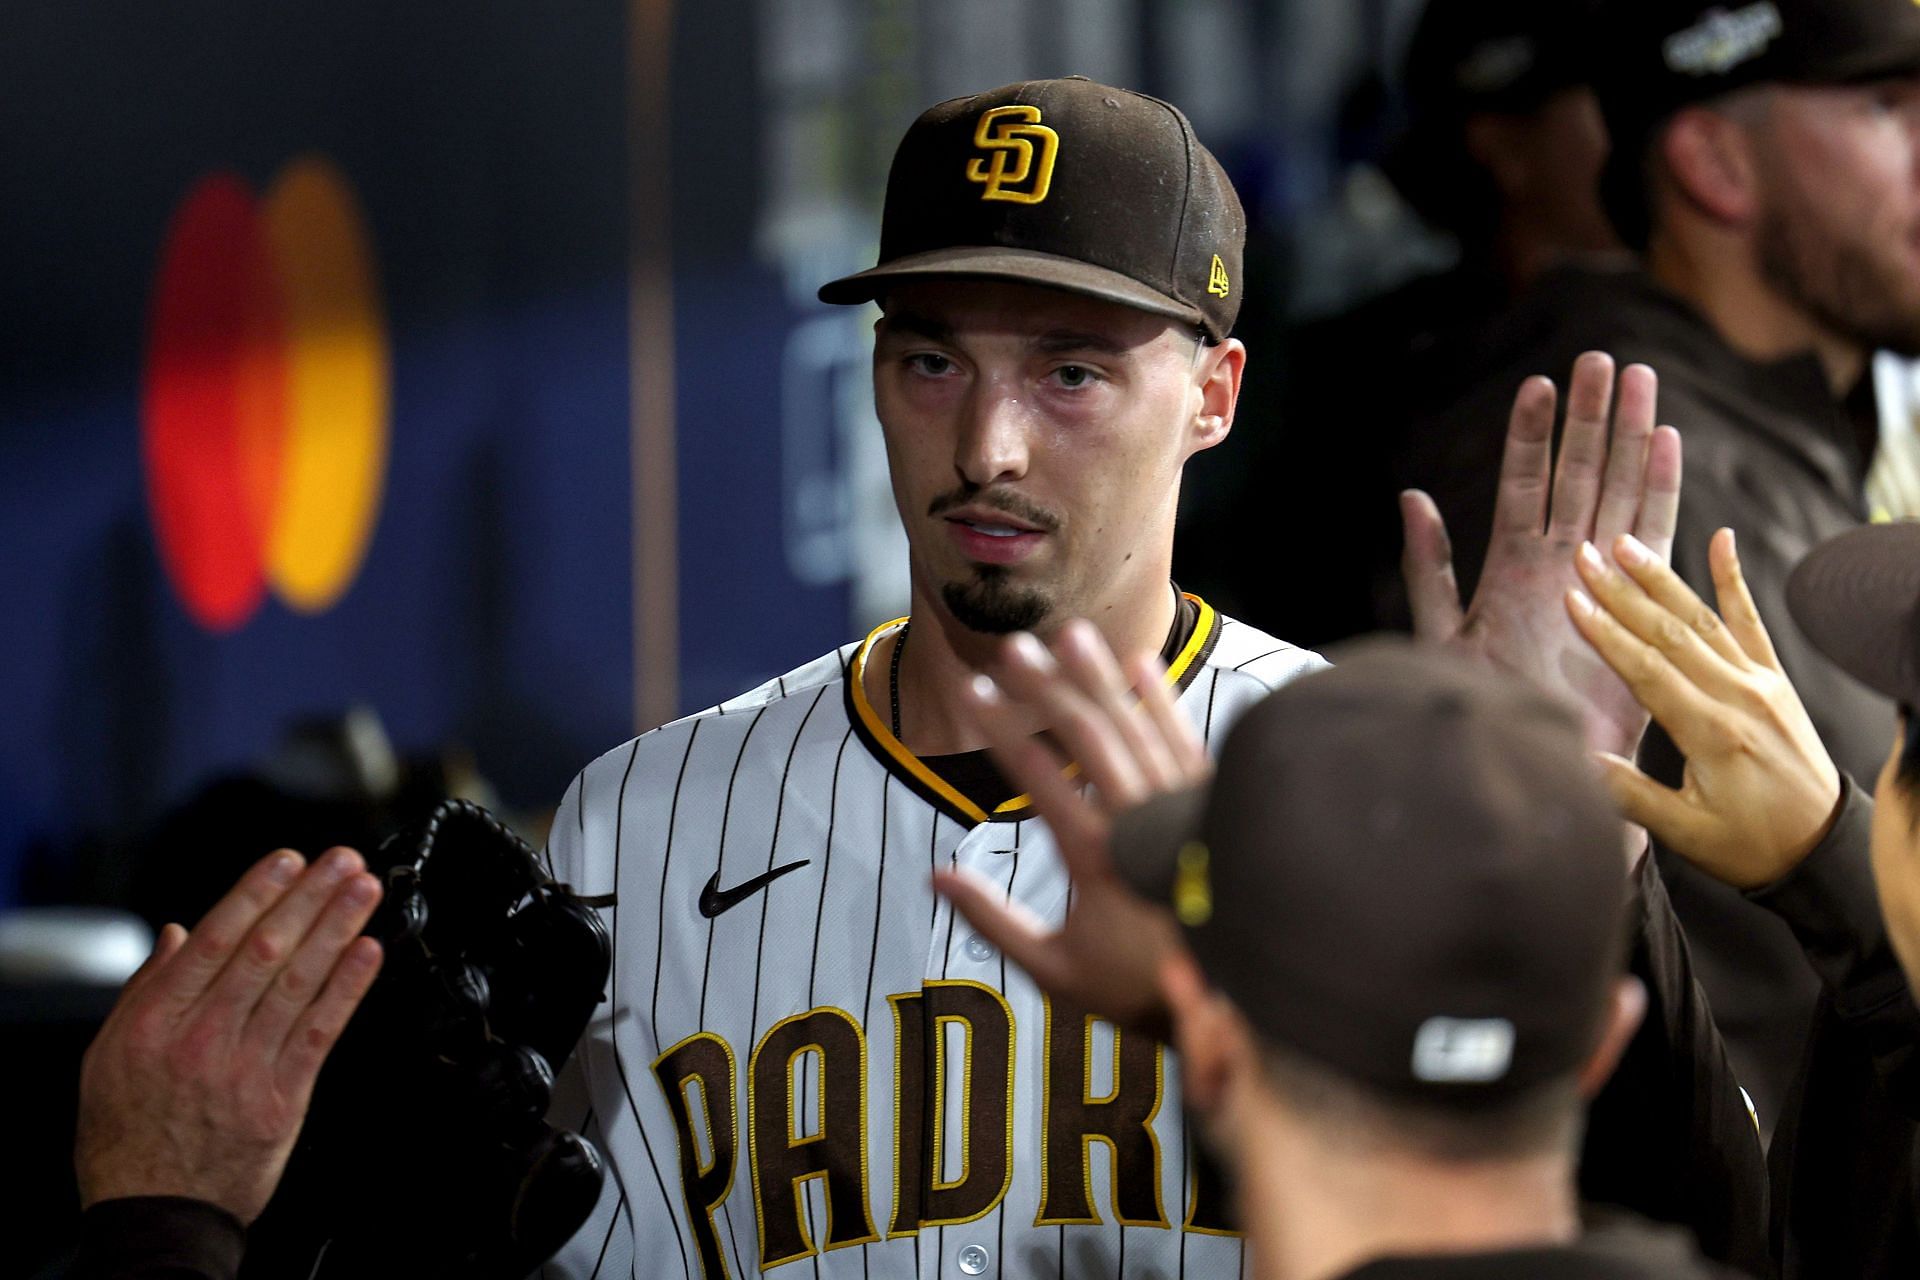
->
[[878, 310, 951, 343], [1033, 329, 1131, 356]]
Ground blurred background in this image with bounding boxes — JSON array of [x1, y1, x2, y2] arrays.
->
[[1, 0, 1443, 907], [0, 0, 1469, 1267]]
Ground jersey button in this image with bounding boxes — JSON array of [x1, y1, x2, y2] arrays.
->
[[957, 1243, 990, 1275], [963, 934, 995, 963]]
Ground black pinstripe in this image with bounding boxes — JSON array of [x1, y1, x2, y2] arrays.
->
[[1231, 646, 1294, 671], [600, 736, 692, 1280], [699, 704, 772, 1026], [996, 820, 1024, 1277], [934, 844, 961, 1280], [749, 685, 830, 1038], [800, 728, 856, 1280], [1058, 878, 1073, 1280], [859, 771, 895, 1280]]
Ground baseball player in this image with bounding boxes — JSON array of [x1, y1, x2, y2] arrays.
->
[[542, 77, 1688, 1279]]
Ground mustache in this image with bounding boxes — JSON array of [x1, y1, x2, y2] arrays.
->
[[927, 485, 1061, 532]]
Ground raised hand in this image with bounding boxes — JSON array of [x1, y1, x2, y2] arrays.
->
[[1400, 352, 1682, 761], [931, 619, 1209, 1030], [1567, 527, 1844, 888], [75, 847, 384, 1224]]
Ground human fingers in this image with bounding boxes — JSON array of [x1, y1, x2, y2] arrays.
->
[[1593, 363, 1657, 546], [1566, 587, 1724, 756], [1490, 375, 1558, 540], [1399, 490, 1466, 643], [243, 867, 383, 1060], [992, 633, 1151, 809], [1575, 541, 1747, 699], [1608, 534, 1750, 667], [1051, 620, 1183, 791], [1592, 753, 1714, 868], [199, 848, 368, 1035], [1546, 352, 1617, 541], [119, 923, 188, 1003], [1123, 652, 1208, 779], [1708, 528, 1782, 670], [146, 850, 307, 1015], [87, 924, 189, 1059], [961, 674, 1107, 859], [1633, 426, 1683, 561], [932, 867, 1072, 996], [275, 935, 383, 1106]]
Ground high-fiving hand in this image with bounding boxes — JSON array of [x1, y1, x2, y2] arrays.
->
[[931, 620, 1209, 1031], [1401, 352, 1683, 762], [1567, 527, 1844, 889], [75, 847, 384, 1224]]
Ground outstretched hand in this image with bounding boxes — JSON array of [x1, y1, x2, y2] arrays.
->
[[75, 847, 384, 1224], [1567, 527, 1843, 888], [931, 619, 1208, 1031], [1401, 352, 1682, 761]]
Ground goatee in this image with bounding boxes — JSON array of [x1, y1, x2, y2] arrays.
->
[[942, 569, 1050, 634]]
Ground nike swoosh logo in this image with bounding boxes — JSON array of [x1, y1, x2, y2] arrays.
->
[[698, 860, 811, 918]]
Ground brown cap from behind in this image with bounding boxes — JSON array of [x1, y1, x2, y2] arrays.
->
[[818, 78, 1246, 341], [1786, 520, 1920, 707], [1114, 641, 1629, 1105]]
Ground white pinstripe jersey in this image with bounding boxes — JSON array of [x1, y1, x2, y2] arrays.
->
[[543, 599, 1326, 1280]]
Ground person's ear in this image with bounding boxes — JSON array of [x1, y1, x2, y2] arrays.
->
[[1188, 338, 1245, 456], [1661, 106, 1762, 227], [1576, 976, 1648, 1099], [1464, 114, 1529, 201]]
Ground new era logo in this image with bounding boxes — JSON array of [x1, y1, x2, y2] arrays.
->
[[1207, 254, 1230, 299], [1411, 1016, 1515, 1083]]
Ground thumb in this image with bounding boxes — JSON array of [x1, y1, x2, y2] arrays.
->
[[1399, 489, 1465, 643], [1593, 752, 1700, 851]]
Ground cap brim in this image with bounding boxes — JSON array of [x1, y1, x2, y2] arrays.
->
[[817, 246, 1206, 328], [1785, 522, 1920, 706], [1804, 39, 1920, 87], [1109, 783, 1211, 908]]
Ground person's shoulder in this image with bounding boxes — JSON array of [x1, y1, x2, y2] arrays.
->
[[566, 642, 858, 800], [1202, 612, 1330, 695]]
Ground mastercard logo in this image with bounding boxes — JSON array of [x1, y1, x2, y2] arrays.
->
[[142, 155, 389, 633]]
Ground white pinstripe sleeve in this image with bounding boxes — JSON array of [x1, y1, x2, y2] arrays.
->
[[542, 766, 640, 1279]]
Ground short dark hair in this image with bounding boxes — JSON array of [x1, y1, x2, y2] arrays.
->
[[1258, 1039, 1585, 1163]]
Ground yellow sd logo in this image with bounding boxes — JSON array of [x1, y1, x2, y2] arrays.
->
[[966, 105, 1059, 205]]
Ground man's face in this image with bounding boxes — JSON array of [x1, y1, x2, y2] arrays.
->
[[1746, 76, 1920, 355], [1870, 724, 1920, 989], [871, 279, 1229, 635]]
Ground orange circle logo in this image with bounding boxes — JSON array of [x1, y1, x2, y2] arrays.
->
[[143, 155, 389, 632]]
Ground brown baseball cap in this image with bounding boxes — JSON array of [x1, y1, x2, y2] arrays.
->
[[1595, 0, 1920, 245], [818, 77, 1246, 341], [1114, 641, 1629, 1103], [1786, 521, 1920, 706]]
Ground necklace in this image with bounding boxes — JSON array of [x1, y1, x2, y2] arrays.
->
[[889, 621, 908, 739]]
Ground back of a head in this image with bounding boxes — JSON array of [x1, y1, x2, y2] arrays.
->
[[1117, 641, 1630, 1161]]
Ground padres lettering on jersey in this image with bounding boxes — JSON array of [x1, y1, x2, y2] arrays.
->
[[544, 599, 1326, 1279]]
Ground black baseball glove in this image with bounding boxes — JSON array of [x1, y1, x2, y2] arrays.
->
[[242, 800, 613, 1279]]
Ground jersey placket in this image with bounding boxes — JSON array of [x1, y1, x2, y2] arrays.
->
[[913, 818, 1027, 1280]]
